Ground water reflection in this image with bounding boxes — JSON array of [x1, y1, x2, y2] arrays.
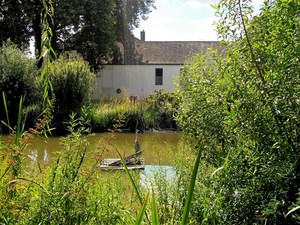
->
[[21, 132, 181, 166], [140, 165, 176, 188]]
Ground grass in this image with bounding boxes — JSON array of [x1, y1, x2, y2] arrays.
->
[[88, 94, 177, 132], [0, 94, 201, 225], [90, 101, 143, 131], [0, 114, 202, 225]]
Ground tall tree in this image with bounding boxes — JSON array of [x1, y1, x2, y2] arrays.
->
[[57, 0, 117, 70], [114, 0, 155, 64], [0, 0, 155, 69], [0, 0, 31, 48], [115, 0, 155, 42]]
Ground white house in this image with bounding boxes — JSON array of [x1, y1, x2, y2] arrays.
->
[[93, 31, 220, 99]]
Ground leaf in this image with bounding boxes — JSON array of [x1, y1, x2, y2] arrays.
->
[[15, 95, 24, 146], [181, 142, 203, 225], [2, 92, 10, 128], [135, 191, 149, 225], [285, 206, 300, 217], [210, 4, 217, 10], [151, 189, 160, 225], [113, 145, 151, 224], [211, 166, 224, 178]]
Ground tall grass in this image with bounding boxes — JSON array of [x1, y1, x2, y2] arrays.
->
[[91, 101, 143, 131], [89, 92, 177, 133], [0, 114, 132, 224], [0, 102, 209, 225]]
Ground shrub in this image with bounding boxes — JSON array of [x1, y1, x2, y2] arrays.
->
[[144, 90, 177, 130], [50, 56, 95, 132], [175, 0, 300, 224], [0, 41, 41, 131]]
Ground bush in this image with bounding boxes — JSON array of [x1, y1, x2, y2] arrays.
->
[[0, 41, 41, 131], [144, 90, 177, 130], [175, 0, 300, 224], [50, 56, 96, 132]]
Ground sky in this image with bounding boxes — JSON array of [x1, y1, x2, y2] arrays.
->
[[133, 0, 264, 41]]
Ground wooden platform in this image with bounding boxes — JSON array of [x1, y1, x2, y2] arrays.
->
[[99, 158, 145, 171]]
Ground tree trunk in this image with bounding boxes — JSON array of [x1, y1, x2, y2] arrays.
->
[[32, 8, 43, 68]]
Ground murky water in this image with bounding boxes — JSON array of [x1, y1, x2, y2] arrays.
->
[[21, 132, 181, 166]]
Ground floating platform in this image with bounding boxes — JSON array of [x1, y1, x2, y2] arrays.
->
[[100, 158, 145, 171]]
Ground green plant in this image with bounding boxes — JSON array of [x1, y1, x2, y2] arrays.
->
[[144, 90, 176, 129], [22, 114, 127, 225], [174, 0, 300, 224], [49, 56, 95, 132], [0, 41, 41, 132]]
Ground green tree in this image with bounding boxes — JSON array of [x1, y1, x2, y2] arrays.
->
[[49, 56, 95, 133], [176, 0, 300, 224], [0, 0, 31, 48], [115, 0, 155, 41], [0, 0, 155, 69]]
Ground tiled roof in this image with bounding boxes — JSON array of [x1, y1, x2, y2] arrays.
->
[[126, 40, 220, 65], [107, 31, 221, 65]]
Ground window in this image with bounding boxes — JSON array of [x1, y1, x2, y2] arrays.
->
[[155, 68, 163, 85]]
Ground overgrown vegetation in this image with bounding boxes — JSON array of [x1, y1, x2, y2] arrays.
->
[[0, 42, 96, 134], [0, 41, 41, 132], [0, 114, 135, 224], [49, 56, 96, 133], [0, 43, 176, 134], [1, 0, 300, 224], [89, 90, 177, 133], [175, 0, 300, 224]]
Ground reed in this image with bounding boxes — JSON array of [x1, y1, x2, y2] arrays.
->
[[89, 94, 177, 133], [90, 100, 146, 132]]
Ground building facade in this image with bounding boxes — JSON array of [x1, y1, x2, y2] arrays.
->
[[93, 31, 220, 99]]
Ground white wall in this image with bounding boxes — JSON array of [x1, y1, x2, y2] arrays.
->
[[93, 64, 182, 99]]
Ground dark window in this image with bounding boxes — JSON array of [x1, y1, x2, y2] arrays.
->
[[155, 68, 163, 85]]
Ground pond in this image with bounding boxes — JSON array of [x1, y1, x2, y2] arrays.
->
[[22, 132, 181, 167]]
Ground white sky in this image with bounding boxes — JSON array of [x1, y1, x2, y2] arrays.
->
[[133, 0, 264, 41]]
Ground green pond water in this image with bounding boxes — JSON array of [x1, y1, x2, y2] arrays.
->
[[22, 132, 181, 167]]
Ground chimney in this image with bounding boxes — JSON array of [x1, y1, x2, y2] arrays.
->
[[140, 30, 145, 41]]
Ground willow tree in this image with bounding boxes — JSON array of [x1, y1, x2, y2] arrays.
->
[[176, 0, 300, 224]]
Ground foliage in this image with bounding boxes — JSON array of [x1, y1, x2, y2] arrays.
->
[[175, 0, 300, 224], [89, 93, 177, 132], [0, 0, 155, 69], [90, 98, 145, 132], [0, 0, 31, 48], [24, 115, 121, 224], [115, 0, 155, 31], [0, 41, 41, 132], [144, 90, 177, 130], [115, 0, 155, 45], [0, 114, 130, 224], [59, 0, 117, 70], [50, 56, 95, 132]]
